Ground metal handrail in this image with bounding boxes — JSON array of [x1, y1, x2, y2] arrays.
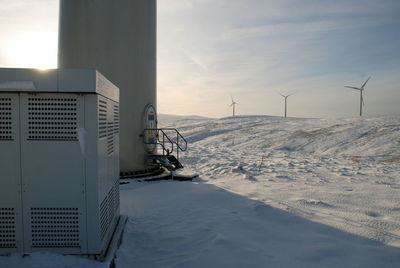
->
[[142, 128, 174, 155], [158, 128, 188, 152], [142, 128, 187, 160]]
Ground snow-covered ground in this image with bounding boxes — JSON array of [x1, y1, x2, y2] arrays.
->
[[1, 115, 400, 267], [120, 115, 400, 267], [172, 115, 400, 246]]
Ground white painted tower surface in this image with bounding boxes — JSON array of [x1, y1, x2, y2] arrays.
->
[[58, 0, 157, 175]]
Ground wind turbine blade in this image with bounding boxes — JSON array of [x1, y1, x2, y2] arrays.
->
[[361, 76, 371, 89], [230, 94, 234, 103], [344, 86, 361, 90], [362, 95, 365, 106]]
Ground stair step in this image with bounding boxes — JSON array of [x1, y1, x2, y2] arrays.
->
[[149, 154, 184, 171], [166, 155, 184, 169]]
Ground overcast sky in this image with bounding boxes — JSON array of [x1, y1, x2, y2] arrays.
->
[[0, 0, 399, 118]]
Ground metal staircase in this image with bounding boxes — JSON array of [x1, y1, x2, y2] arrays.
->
[[142, 128, 187, 171]]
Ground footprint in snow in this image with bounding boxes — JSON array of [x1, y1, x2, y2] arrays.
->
[[297, 199, 334, 208], [275, 175, 293, 181], [242, 174, 257, 181], [365, 211, 381, 218]]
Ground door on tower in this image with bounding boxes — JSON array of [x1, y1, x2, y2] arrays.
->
[[143, 104, 157, 153]]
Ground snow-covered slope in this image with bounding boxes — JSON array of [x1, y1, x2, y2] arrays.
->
[[158, 113, 210, 127], [1, 115, 400, 267], [176, 115, 400, 245], [117, 115, 400, 267]]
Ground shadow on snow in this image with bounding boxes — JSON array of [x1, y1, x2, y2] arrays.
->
[[117, 180, 400, 268]]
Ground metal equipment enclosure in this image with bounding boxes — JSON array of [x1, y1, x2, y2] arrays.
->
[[58, 0, 157, 175], [0, 68, 120, 255]]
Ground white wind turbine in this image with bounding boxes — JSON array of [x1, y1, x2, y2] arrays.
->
[[344, 76, 371, 116], [279, 92, 293, 118], [229, 95, 238, 117]]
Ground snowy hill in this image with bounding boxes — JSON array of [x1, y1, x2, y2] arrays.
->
[[157, 113, 211, 127], [1, 115, 400, 267], [117, 115, 400, 267], [176, 115, 400, 244]]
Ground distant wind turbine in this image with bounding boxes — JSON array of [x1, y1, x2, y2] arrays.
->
[[279, 93, 293, 118], [344, 76, 371, 116], [229, 95, 238, 117]]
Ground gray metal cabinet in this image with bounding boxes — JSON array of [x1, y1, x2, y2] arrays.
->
[[0, 68, 120, 255]]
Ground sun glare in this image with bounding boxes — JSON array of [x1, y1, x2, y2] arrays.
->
[[5, 31, 57, 70]]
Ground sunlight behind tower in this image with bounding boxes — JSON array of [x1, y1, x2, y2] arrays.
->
[[3, 31, 57, 70]]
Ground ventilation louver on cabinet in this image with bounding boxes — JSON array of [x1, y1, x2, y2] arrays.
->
[[108, 180, 119, 220], [99, 180, 119, 242], [113, 104, 119, 134], [99, 196, 108, 241], [27, 98, 78, 141], [0, 98, 13, 140], [0, 208, 17, 248], [99, 99, 116, 155], [30, 208, 80, 248], [107, 121, 114, 155], [98, 99, 107, 139]]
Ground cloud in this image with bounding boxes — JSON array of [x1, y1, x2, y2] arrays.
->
[[0, 0, 398, 117], [157, 0, 400, 117]]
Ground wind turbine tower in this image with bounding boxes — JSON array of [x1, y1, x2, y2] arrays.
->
[[58, 0, 157, 175], [230, 95, 238, 117], [344, 76, 371, 116], [280, 93, 292, 118]]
